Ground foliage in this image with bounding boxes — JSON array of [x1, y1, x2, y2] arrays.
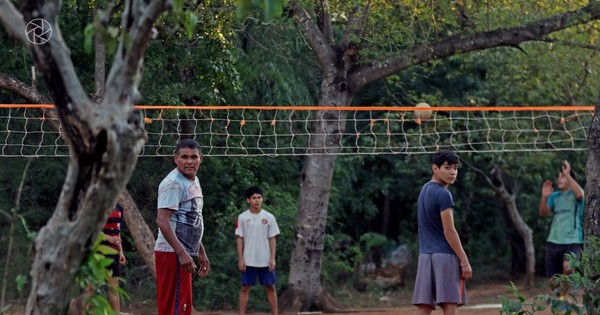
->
[[74, 234, 128, 315], [321, 233, 362, 290], [139, 0, 243, 106], [236, 0, 289, 20], [0, 158, 61, 304], [499, 237, 600, 315], [234, 19, 319, 105]]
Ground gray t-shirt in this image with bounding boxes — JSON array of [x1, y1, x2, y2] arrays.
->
[[417, 181, 455, 254], [154, 168, 204, 256]]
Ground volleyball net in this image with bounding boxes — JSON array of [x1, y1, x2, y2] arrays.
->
[[0, 104, 594, 157]]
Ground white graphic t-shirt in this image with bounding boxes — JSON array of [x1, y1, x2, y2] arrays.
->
[[154, 169, 204, 256]]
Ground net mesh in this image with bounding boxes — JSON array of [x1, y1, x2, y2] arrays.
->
[[0, 104, 593, 157]]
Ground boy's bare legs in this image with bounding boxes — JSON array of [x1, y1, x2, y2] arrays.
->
[[417, 303, 457, 315], [239, 285, 251, 315], [107, 276, 120, 312], [441, 303, 457, 315], [416, 304, 433, 315], [265, 285, 278, 315]]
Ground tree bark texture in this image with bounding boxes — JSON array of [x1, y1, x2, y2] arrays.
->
[[281, 70, 352, 311], [0, 72, 159, 281], [0, 0, 168, 313], [584, 94, 600, 314]]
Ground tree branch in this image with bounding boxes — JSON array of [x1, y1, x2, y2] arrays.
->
[[539, 37, 600, 50], [289, 0, 336, 69], [102, 0, 169, 107], [314, 0, 333, 46], [461, 158, 495, 188], [0, 73, 49, 103], [349, 2, 600, 91], [92, 2, 107, 102], [340, 0, 370, 47], [0, 0, 28, 45]]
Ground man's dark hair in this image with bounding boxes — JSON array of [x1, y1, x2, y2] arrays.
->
[[245, 186, 263, 198], [432, 150, 461, 168], [175, 139, 201, 154]]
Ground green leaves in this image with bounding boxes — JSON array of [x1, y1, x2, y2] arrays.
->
[[499, 237, 600, 315], [183, 11, 198, 40], [83, 23, 120, 55], [74, 234, 127, 315], [84, 24, 94, 54], [236, 0, 289, 20]]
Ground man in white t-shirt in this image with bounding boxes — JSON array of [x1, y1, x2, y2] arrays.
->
[[235, 186, 280, 315]]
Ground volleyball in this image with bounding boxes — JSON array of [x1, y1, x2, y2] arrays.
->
[[414, 102, 432, 120]]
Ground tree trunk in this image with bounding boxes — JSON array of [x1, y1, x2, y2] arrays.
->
[[490, 167, 535, 286], [0, 1, 169, 313], [584, 94, 600, 314], [25, 116, 145, 315], [0, 70, 160, 283], [280, 78, 351, 312], [466, 162, 536, 285], [117, 190, 157, 278]]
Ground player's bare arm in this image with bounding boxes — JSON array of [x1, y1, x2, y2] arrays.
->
[[562, 160, 584, 200], [237, 236, 246, 271], [268, 236, 277, 271], [441, 208, 472, 280]]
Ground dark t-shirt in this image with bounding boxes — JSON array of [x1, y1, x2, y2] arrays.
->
[[417, 181, 455, 254]]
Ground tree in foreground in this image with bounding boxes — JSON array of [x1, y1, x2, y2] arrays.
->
[[0, 0, 288, 312], [0, 0, 169, 313]]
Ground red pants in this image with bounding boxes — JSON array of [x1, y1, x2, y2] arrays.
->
[[155, 251, 193, 315]]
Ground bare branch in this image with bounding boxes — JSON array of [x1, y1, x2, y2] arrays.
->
[[289, 0, 336, 69], [539, 37, 600, 50], [15, 159, 33, 208], [340, 0, 371, 46], [314, 0, 333, 45], [0, 73, 49, 103], [0, 0, 28, 45], [92, 2, 107, 102], [102, 0, 170, 107], [461, 158, 495, 188]]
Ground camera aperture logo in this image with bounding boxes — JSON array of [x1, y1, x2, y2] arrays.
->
[[26, 19, 52, 45]]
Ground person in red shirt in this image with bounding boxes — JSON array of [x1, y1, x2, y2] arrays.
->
[[101, 203, 127, 312]]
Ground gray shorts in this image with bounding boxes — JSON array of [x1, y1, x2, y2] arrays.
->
[[412, 253, 467, 308]]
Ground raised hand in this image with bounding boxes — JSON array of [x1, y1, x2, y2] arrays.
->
[[562, 160, 571, 177], [541, 180, 554, 198]]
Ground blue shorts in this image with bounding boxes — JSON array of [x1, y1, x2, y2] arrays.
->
[[241, 266, 276, 286]]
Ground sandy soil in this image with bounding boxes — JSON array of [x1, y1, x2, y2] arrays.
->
[[2, 281, 573, 315]]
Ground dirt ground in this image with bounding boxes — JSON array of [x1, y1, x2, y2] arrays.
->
[[1, 280, 572, 315], [123, 281, 548, 315]]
